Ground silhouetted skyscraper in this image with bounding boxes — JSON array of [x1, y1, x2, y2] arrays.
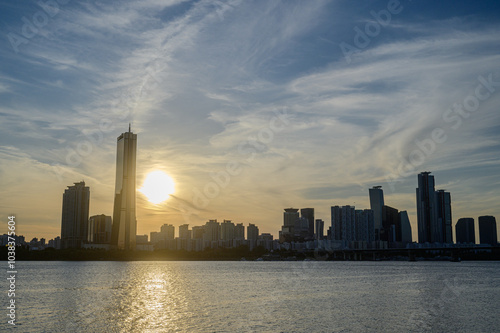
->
[[455, 218, 475, 244], [369, 186, 384, 241], [235, 223, 245, 240], [331, 205, 356, 241], [416, 172, 439, 243], [436, 189, 453, 243], [111, 126, 137, 250], [382, 205, 399, 242], [161, 224, 175, 240], [88, 214, 112, 244], [301, 208, 315, 240], [280, 208, 299, 242], [179, 224, 191, 240], [315, 219, 324, 240], [221, 220, 235, 241], [247, 223, 259, 249], [479, 216, 497, 245], [355, 209, 375, 243], [399, 211, 412, 244], [61, 181, 90, 249]]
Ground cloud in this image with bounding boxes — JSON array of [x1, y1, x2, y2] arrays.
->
[[0, 1, 499, 241]]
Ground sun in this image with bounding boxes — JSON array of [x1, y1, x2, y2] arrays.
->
[[139, 171, 175, 204]]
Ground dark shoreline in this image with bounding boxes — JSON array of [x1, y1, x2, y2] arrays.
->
[[3, 246, 500, 261]]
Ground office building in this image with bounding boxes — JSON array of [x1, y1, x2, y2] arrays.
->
[[479, 216, 498, 245], [280, 208, 299, 242], [369, 186, 384, 241], [61, 181, 90, 249], [300, 208, 315, 240], [111, 126, 137, 250], [88, 214, 112, 244], [315, 219, 324, 240], [382, 205, 399, 242], [455, 218, 475, 244], [436, 189, 453, 243], [247, 223, 259, 249], [399, 211, 412, 244], [235, 223, 245, 240], [416, 172, 439, 243]]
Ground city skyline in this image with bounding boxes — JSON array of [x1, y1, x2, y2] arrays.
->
[[1, 1, 499, 243]]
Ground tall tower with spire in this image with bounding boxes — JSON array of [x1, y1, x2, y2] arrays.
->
[[111, 126, 137, 250]]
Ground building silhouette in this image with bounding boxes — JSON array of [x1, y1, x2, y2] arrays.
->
[[300, 208, 315, 240], [247, 223, 259, 246], [221, 220, 235, 241], [179, 224, 191, 240], [235, 223, 245, 240], [111, 126, 137, 250], [382, 205, 399, 242], [399, 211, 412, 244], [315, 219, 324, 240], [88, 214, 112, 244], [280, 208, 299, 242], [369, 186, 384, 241], [331, 205, 356, 241], [355, 209, 375, 243], [455, 218, 475, 244], [479, 216, 498, 245], [416, 172, 439, 243], [60, 181, 90, 249], [436, 189, 453, 243]]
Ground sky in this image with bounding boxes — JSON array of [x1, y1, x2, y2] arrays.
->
[[1, 0, 499, 243]]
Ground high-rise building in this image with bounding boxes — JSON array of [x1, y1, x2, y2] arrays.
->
[[369, 186, 384, 241], [436, 189, 453, 243], [300, 208, 315, 240], [235, 223, 245, 240], [247, 223, 259, 248], [61, 181, 90, 249], [192, 226, 205, 239], [382, 205, 399, 242], [88, 214, 112, 244], [479, 216, 498, 245], [416, 172, 439, 243], [160, 224, 175, 240], [203, 220, 220, 242], [111, 126, 137, 250], [455, 218, 475, 244], [280, 208, 299, 242], [220, 220, 235, 241], [399, 211, 412, 244], [355, 209, 375, 243], [331, 205, 356, 241], [179, 224, 191, 240], [315, 219, 324, 240]]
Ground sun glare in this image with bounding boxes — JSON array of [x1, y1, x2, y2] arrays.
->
[[139, 171, 175, 204]]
